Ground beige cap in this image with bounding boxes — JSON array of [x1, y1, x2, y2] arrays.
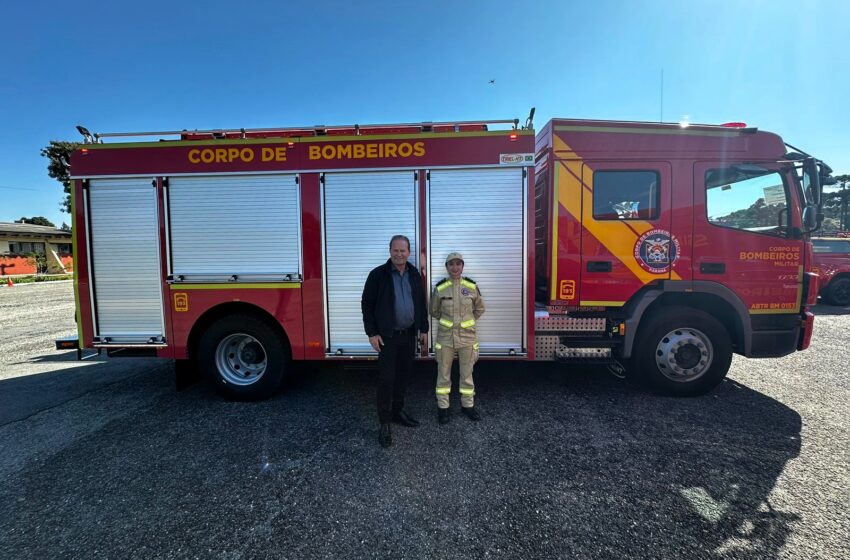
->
[[445, 252, 464, 264]]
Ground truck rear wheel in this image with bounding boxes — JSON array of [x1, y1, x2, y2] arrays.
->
[[825, 277, 850, 307], [632, 306, 732, 397], [198, 314, 288, 400]]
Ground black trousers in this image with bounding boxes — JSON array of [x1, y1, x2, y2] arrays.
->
[[377, 328, 416, 423]]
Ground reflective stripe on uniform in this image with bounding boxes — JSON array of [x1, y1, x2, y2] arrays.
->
[[437, 280, 453, 292], [439, 318, 454, 328], [461, 279, 476, 290], [473, 342, 480, 350], [459, 388, 475, 396], [435, 342, 442, 350], [436, 386, 451, 395], [460, 319, 475, 328]]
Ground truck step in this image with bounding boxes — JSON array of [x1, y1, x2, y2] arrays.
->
[[555, 355, 620, 365], [549, 338, 618, 348], [535, 334, 620, 361], [555, 346, 613, 360], [534, 316, 607, 333]]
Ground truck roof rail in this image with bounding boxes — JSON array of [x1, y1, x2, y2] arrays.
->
[[78, 118, 522, 143]]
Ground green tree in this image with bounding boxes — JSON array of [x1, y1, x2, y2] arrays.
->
[[15, 216, 55, 227], [822, 173, 850, 231], [25, 253, 48, 275], [713, 198, 784, 229], [40, 141, 81, 214]]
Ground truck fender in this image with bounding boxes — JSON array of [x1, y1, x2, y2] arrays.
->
[[622, 281, 752, 358]]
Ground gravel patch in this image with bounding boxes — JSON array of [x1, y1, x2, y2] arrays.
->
[[0, 284, 847, 559]]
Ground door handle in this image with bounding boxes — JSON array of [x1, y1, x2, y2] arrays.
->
[[586, 260, 612, 272], [700, 262, 725, 274]]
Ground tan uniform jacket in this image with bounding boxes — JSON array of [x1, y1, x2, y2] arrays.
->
[[430, 277, 485, 348]]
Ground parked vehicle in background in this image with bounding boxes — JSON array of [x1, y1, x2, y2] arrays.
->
[[812, 236, 850, 306]]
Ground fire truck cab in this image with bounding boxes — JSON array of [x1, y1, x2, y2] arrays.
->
[[534, 118, 828, 395]]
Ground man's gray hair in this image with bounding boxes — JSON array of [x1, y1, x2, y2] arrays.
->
[[389, 235, 411, 250]]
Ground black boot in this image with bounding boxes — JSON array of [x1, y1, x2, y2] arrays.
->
[[461, 406, 481, 421], [438, 408, 451, 424], [379, 423, 393, 447]]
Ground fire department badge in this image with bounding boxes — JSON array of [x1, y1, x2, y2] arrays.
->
[[634, 229, 680, 274]]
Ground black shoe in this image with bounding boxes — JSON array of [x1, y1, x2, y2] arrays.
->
[[438, 408, 451, 424], [461, 406, 481, 421], [379, 423, 392, 447], [392, 409, 420, 427]]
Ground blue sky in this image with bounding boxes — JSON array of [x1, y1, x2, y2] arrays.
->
[[2, 0, 848, 228]]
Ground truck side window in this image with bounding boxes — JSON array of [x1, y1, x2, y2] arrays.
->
[[706, 169, 789, 237], [812, 240, 850, 253], [593, 170, 659, 220]]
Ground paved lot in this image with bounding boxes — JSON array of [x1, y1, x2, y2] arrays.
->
[[0, 282, 848, 559]]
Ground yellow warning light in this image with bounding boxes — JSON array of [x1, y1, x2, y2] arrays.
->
[[618, 322, 625, 336]]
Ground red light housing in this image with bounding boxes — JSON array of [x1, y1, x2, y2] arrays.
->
[[805, 271, 819, 306], [509, 133, 518, 141], [81, 148, 89, 155], [721, 122, 747, 128], [799, 311, 815, 350]]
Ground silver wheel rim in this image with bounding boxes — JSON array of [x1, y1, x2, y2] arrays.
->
[[655, 327, 713, 383], [215, 333, 267, 386]]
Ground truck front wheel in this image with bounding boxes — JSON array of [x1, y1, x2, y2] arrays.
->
[[633, 306, 732, 397], [198, 314, 288, 400]]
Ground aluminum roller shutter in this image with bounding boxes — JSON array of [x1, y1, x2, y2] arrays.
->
[[429, 168, 525, 354], [168, 175, 300, 279], [88, 178, 164, 342], [324, 171, 418, 354]]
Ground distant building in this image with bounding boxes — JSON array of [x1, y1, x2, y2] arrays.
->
[[0, 222, 73, 275]]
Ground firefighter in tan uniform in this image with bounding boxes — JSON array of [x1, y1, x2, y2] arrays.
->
[[430, 252, 485, 423]]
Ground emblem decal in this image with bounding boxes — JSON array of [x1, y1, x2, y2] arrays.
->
[[173, 292, 189, 312], [461, 287, 471, 296], [634, 229, 680, 274]]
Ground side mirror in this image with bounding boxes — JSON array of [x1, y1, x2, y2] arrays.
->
[[803, 158, 821, 206], [803, 205, 818, 231]]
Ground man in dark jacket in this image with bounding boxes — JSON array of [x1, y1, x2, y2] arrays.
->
[[361, 235, 429, 448]]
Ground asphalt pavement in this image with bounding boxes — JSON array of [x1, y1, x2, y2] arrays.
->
[[0, 282, 847, 559]]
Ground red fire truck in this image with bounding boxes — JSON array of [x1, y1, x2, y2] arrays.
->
[[58, 113, 831, 398]]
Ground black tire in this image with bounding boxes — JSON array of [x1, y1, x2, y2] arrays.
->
[[197, 314, 288, 401], [824, 277, 850, 307], [632, 306, 732, 397]]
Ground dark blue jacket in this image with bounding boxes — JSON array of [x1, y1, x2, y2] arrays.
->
[[361, 259, 429, 339]]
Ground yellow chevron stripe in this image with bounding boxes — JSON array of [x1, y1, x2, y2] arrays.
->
[[552, 136, 681, 295]]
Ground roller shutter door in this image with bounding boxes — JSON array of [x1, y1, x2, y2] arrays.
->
[[429, 168, 525, 354], [88, 178, 164, 342], [168, 175, 301, 279], [324, 171, 418, 354]]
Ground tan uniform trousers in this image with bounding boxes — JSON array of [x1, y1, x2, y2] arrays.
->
[[435, 344, 478, 408]]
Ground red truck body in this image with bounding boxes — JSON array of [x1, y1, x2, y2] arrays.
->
[[812, 237, 850, 306], [64, 116, 825, 397]]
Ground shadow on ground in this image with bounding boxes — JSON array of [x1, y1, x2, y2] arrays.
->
[[0, 360, 801, 559], [811, 302, 850, 315]]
